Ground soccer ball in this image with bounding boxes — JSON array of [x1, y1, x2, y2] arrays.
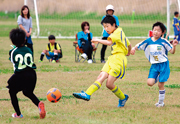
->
[[47, 88, 62, 103]]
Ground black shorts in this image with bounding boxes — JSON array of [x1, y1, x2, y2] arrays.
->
[[7, 68, 37, 92]]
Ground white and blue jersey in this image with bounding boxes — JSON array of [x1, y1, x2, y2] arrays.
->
[[102, 15, 119, 37], [136, 37, 172, 64], [136, 37, 173, 82]]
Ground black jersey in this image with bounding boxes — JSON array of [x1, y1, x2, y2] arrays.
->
[[9, 46, 36, 73]]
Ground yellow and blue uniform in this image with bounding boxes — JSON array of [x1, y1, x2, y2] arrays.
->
[[102, 27, 130, 79], [46, 43, 62, 60], [172, 17, 180, 41]]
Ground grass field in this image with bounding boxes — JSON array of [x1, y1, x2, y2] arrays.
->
[[0, 35, 180, 123]]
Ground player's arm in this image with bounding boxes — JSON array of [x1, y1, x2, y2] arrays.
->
[[91, 37, 112, 46], [126, 44, 132, 56], [169, 39, 178, 54]]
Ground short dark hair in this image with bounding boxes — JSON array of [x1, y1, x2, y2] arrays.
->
[[152, 22, 166, 34], [21, 5, 30, 19], [174, 11, 179, 16], [9, 28, 26, 47], [48, 35, 56, 40], [81, 21, 90, 31], [101, 15, 117, 27]]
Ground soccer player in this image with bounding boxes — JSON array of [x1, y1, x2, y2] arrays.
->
[[7, 28, 46, 118], [100, 4, 119, 63], [172, 11, 180, 43], [73, 15, 132, 107], [131, 22, 178, 107], [39, 35, 62, 63]]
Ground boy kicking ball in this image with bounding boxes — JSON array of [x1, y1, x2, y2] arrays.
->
[[7, 28, 46, 118], [131, 22, 178, 107], [73, 15, 132, 107]]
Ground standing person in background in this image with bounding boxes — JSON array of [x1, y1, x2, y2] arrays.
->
[[100, 4, 119, 63], [172, 11, 180, 43], [17, 5, 34, 55]]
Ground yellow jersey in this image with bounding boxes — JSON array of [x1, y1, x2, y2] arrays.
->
[[108, 27, 130, 55], [47, 43, 61, 52]]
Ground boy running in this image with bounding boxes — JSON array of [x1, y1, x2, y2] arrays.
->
[[73, 15, 131, 107], [131, 22, 178, 107], [7, 28, 46, 118]]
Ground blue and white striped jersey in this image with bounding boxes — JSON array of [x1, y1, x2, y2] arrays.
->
[[136, 37, 172, 64]]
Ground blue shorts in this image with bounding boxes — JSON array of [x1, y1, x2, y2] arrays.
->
[[174, 28, 180, 36], [148, 61, 170, 82], [46, 52, 62, 60]]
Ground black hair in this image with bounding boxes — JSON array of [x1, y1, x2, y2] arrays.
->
[[174, 11, 179, 16], [101, 14, 117, 27], [21, 5, 30, 19], [9, 28, 26, 47], [152, 22, 166, 34], [81, 21, 90, 31], [48, 35, 56, 40]]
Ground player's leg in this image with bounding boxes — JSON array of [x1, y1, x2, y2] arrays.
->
[[147, 64, 159, 86], [73, 71, 108, 101], [39, 50, 48, 62], [52, 50, 59, 62], [22, 69, 46, 118], [7, 74, 23, 118], [106, 75, 129, 107], [156, 61, 170, 107]]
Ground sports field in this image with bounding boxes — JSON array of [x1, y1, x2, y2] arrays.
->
[[0, 31, 180, 123]]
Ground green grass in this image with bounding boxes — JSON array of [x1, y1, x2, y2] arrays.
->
[[1, 37, 180, 123]]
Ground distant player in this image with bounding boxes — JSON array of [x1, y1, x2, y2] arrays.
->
[[39, 35, 62, 63], [7, 28, 46, 118], [100, 4, 119, 63], [172, 11, 180, 43], [131, 22, 178, 107], [73, 15, 132, 107]]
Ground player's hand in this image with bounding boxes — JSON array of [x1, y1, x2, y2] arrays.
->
[[91, 37, 99, 44], [172, 39, 178, 46], [130, 47, 136, 55], [126, 52, 130, 56], [26, 32, 30, 37], [84, 29, 90, 34]]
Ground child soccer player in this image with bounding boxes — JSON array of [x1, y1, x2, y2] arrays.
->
[[172, 11, 180, 43], [73, 15, 132, 107], [39, 35, 62, 63], [131, 22, 178, 107], [100, 4, 119, 63], [7, 28, 46, 118]]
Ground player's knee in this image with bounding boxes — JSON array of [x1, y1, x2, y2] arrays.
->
[[147, 81, 153, 87], [106, 83, 113, 90], [23, 91, 30, 97]]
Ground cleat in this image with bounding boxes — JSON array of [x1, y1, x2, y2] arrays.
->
[[38, 60, 42, 63], [101, 60, 106, 63], [52, 60, 56, 63], [73, 91, 90, 101], [155, 102, 165, 108], [118, 94, 129, 107], [38, 101, 46, 119], [12, 113, 23, 118]]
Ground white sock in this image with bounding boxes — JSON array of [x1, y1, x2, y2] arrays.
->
[[41, 52, 45, 55], [158, 90, 165, 104], [54, 53, 58, 55]]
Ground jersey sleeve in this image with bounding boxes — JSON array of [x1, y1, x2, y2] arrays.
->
[[136, 39, 148, 51], [30, 17, 32, 28], [163, 39, 173, 51], [17, 15, 23, 25], [114, 16, 119, 26]]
